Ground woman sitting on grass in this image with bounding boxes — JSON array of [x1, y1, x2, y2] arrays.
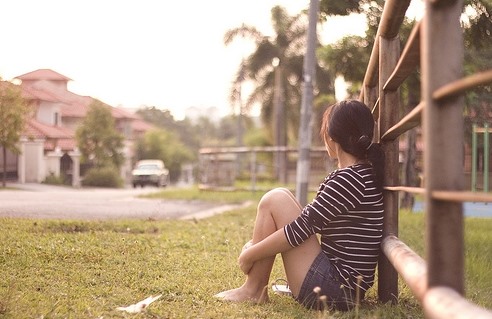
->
[[215, 100, 385, 311]]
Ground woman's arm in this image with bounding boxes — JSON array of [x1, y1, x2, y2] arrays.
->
[[238, 228, 293, 274]]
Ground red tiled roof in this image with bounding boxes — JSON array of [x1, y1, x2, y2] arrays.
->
[[132, 118, 155, 132], [60, 101, 90, 118], [44, 138, 76, 152], [20, 80, 94, 118], [24, 119, 73, 140], [15, 69, 72, 82], [24, 119, 77, 152], [21, 84, 60, 102]]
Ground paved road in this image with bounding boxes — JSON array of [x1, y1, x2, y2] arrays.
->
[[0, 183, 248, 221]]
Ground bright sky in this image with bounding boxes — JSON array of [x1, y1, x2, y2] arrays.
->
[[0, 0, 423, 120]]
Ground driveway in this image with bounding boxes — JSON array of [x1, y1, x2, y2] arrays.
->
[[0, 183, 250, 221]]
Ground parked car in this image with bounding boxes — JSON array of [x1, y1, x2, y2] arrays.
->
[[131, 159, 169, 188]]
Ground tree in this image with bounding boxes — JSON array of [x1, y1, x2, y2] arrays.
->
[[224, 5, 335, 146], [136, 106, 179, 132], [0, 80, 30, 187], [463, 0, 492, 131], [75, 100, 124, 169], [134, 129, 194, 182]]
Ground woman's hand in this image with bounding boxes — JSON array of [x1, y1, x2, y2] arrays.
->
[[238, 247, 254, 275]]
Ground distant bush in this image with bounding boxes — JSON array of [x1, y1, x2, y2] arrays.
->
[[42, 173, 65, 185], [81, 166, 123, 188]]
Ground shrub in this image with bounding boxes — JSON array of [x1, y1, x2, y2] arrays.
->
[[42, 173, 65, 185], [81, 166, 123, 188]]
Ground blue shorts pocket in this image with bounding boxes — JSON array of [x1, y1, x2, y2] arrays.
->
[[295, 252, 356, 311]]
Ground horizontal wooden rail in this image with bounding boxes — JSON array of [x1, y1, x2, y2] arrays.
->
[[432, 191, 492, 203], [423, 287, 492, 319], [384, 21, 421, 91], [362, 39, 380, 95], [385, 187, 492, 203], [382, 236, 427, 302], [385, 186, 425, 194], [381, 102, 423, 141], [199, 146, 326, 155], [433, 69, 492, 101], [383, 236, 492, 318]]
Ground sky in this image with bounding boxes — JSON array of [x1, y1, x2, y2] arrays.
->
[[0, 0, 423, 120]]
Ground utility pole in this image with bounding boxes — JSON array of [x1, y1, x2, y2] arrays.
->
[[296, 0, 319, 206], [273, 57, 286, 184], [236, 60, 244, 148], [236, 60, 245, 177]]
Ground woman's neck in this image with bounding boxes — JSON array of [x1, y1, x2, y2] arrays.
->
[[337, 150, 363, 169]]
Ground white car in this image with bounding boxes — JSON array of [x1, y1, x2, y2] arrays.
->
[[131, 160, 169, 188]]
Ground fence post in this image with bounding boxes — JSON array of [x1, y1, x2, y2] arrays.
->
[[422, 0, 465, 294], [484, 124, 489, 192], [377, 33, 401, 304], [472, 124, 477, 192]]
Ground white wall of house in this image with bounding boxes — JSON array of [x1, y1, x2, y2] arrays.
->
[[37, 101, 61, 125], [19, 138, 45, 183], [45, 147, 63, 177]]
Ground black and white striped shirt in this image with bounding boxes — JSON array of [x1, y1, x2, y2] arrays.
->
[[284, 163, 384, 292]]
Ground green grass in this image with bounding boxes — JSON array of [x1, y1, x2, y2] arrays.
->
[[0, 187, 490, 318], [142, 185, 268, 204]]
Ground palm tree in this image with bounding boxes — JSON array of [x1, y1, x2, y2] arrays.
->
[[224, 5, 334, 147]]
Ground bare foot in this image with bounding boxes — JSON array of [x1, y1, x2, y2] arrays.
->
[[214, 285, 269, 304]]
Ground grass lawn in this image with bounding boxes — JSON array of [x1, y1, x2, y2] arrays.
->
[[0, 186, 490, 318]]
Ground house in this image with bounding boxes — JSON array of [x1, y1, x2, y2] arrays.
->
[[1, 69, 154, 186]]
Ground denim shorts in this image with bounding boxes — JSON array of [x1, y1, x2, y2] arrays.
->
[[295, 252, 357, 311]]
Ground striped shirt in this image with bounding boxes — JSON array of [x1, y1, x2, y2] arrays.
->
[[284, 163, 384, 292]]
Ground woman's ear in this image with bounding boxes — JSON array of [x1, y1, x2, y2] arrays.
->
[[326, 138, 338, 159]]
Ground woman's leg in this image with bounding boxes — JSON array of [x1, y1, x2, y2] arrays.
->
[[215, 188, 321, 303]]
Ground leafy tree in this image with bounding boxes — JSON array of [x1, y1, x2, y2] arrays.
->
[[136, 106, 179, 132], [135, 129, 194, 182], [0, 80, 30, 187], [76, 100, 125, 169], [136, 106, 201, 153], [224, 5, 335, 146], [318, 0, 384, 89], [192, 116, 220, 147], [463, 0, 492, 131]]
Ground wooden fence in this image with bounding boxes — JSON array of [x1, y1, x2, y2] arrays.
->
[[362, 0, 492, 318]]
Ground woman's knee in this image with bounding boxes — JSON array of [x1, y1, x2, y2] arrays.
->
[[258, 188, 301, 222], [259, 188, 292, 208]]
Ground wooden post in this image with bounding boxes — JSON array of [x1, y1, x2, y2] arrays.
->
[[472, 124, 477, 192], [378, 34, 401, 304], [422, 0, 465, 294], [484, 124, 489, 192]]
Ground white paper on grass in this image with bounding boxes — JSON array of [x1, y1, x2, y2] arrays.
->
[[116, 294, 162, 313]]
